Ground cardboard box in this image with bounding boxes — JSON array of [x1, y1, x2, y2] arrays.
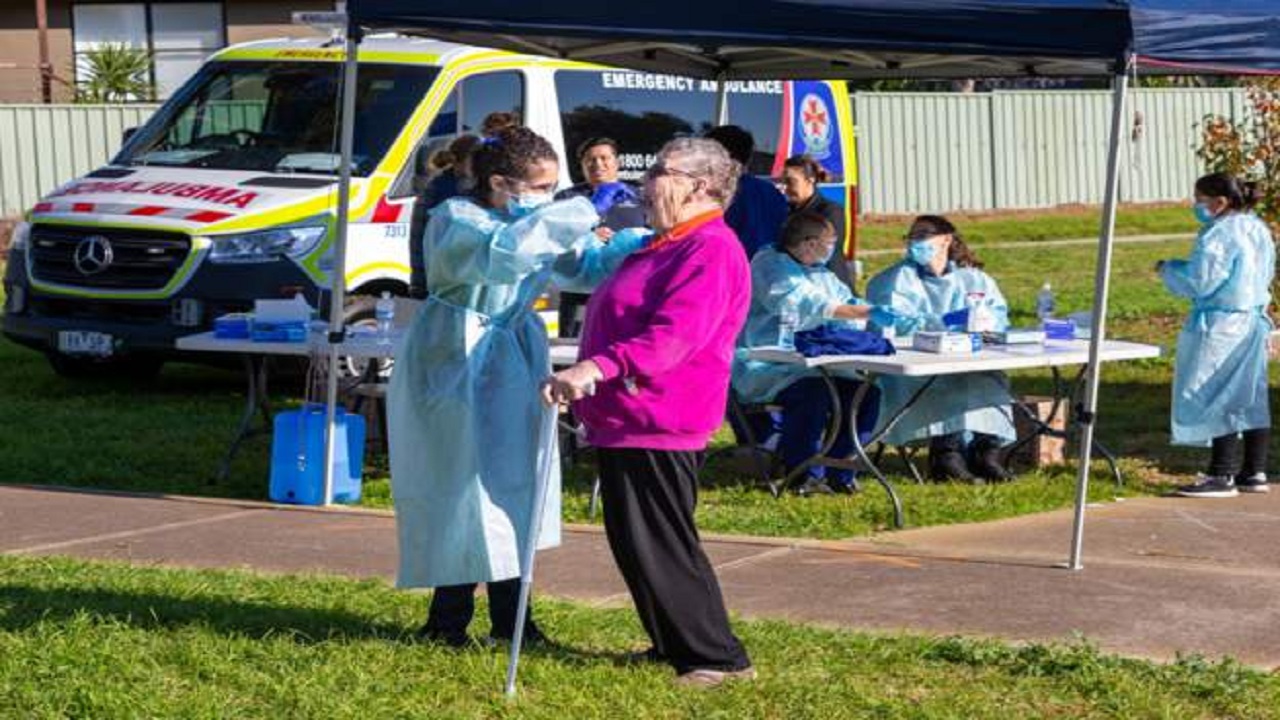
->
[[1011, 395, 1066, 468]]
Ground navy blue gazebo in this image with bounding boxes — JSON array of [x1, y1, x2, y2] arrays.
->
[[311, 0, 1280, 694]]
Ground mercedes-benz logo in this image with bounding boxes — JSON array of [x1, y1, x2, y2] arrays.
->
[[73, 235, 114, 275]]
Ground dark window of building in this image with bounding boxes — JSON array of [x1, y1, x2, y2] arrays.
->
[[73, 2, 226, 99]]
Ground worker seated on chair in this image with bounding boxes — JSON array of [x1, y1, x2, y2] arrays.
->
[[865, 214, 1016, 483], [731, 211, 896, 495]]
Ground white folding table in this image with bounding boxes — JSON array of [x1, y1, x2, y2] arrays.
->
[[747, 338, 1161, 528], [177, 330, 581, 481]]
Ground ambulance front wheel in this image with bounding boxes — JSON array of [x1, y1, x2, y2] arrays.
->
[[46, 352, 164, 381]]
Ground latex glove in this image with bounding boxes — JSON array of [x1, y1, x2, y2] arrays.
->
[[590, 182, 637, 214], [610, 226, 656, 251], [941, 308, 970, 329], [869, 305, 900, 329]]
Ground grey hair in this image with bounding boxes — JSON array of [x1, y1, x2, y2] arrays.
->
[[657, 137, 740, 206]]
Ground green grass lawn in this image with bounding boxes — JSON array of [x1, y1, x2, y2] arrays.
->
[[2, 555, 1276, 719], [2, 228, 1275, 538]]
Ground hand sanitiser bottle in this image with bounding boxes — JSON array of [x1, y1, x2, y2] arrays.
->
[[778, 301, 799, 350], [375, 292, 395, 345]]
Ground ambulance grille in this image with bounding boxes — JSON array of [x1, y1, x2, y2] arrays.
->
[[29, 225, 191, 291]]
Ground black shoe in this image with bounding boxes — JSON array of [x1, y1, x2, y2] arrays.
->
[[415, 625, 471, 648], [971, 444, 1015, 483], [1235, 472, 1270, 494], [1173, 475, 1238, 498], [929, 449, 977, 483]]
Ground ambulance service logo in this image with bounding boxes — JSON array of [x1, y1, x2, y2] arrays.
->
[[799, 93, 832, 160]]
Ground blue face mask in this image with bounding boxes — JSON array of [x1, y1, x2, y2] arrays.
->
[[818, 243, 836, 264], [907, 238, 937, 267], [506, 192, 554, 218], [1193, 202, 1217, 225]]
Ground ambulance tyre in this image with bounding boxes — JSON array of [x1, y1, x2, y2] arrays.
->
[[46, 352, 164, 381], [340, 295, 392, 382]]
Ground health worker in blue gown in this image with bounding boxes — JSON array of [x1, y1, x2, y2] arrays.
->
[[387, 127, 648, 647], [732, 211, 896, 494], [1159, 172, 1274, 499], [866, 215, 1016, 483]]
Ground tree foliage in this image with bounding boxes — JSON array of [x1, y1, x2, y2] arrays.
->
[[1197, 79, 1280, 236], [75, 44, 153, 104]]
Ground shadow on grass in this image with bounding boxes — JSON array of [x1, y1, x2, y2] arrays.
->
[[0, 578, 650, 666], [0, 583, 413, 643]]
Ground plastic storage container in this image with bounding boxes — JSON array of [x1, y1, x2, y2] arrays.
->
[[269, 403, 366, 505], [213, 313, 252, 339]]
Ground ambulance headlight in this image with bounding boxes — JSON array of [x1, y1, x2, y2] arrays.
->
[[207, 226, 326, 264], [9, 221, 31, 253]]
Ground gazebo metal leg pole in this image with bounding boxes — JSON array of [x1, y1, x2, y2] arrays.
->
[[1069, 61, 1131, 571], [321, 21, 362, 507]]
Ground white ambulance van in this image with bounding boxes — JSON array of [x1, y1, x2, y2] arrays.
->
[[2, 35, 858, 378]]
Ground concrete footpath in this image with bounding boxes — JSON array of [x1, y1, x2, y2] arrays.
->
[[2, 483, 1279, 668]]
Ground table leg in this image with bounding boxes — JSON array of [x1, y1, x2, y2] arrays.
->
[[768, 374, 844, 498], [213, 355, 271, 483], [841, 371, 904, 529], [1007, 364, 1124, 487]]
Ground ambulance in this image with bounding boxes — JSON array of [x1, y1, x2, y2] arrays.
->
[[2, 35, 859, 378]]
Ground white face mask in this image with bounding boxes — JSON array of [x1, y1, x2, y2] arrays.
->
[[506, 192, 554, 218]]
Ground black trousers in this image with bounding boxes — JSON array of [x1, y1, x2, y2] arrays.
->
[[597, 447, 751, 674], [1208, 428, 1271, 478], [423, 578, 531, 639]]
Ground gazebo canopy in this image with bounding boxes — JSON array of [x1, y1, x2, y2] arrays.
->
[[347, 0, 1280, 79]]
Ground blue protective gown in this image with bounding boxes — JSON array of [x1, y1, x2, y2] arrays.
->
[[387, 196, 643, 588], [732, 245, 867, 403], [1160, 211, 1274, 446], [865, 259, 1016, 446]]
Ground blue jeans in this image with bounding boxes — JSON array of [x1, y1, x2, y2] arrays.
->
[[776, 377, 880, 487]]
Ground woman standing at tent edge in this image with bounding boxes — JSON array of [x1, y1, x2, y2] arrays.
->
[[1159, 172, 1274, 498]]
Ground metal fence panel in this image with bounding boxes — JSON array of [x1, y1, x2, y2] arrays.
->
[[856, 88, 1247, 214], [0, 104, 160, 217], [853, 92, 993, 214]]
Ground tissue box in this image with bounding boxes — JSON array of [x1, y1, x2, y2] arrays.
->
[[985, 328, 1046, 345], [1041, 319, 1076, 340], [913, 331, 977, 354], [213, 313, 252, 340]]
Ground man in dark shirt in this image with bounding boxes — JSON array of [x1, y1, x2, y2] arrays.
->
[[704, 125, 790, 258]]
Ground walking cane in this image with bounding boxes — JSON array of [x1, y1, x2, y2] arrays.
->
[[504, 399, 560, 698]]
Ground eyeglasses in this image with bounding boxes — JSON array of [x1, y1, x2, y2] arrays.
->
[[504, 176, 558, 194], [645, 164, 700, 181]]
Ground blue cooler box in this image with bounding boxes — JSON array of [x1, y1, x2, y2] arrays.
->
[[270, 403, 366, 505]]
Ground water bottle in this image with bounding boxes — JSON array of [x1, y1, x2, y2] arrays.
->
[[1036, 281, 1056, 321], [375, 291, 395, 345], [777, 301, 799, 350], [964, 292, 983, 333]]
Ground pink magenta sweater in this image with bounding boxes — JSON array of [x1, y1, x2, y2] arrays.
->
[[574, 213, 751, 450]]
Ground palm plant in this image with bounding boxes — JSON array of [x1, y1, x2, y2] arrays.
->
[[75, 43, 154, 103]]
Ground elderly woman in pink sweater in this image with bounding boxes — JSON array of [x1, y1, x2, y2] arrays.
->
[[544, 137, 754, 688]]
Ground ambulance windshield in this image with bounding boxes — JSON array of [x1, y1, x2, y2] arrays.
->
[[117, 61, 439, 176]]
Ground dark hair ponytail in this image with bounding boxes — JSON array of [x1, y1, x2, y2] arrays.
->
[[909, 214, 984, 269], [782, 154, 830, 184], [468, 127, 558, 207], [1195, 172, 1259, 211]]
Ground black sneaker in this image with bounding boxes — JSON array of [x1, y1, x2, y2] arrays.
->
[[929, 450, 978, 483], [1173, 475, 1239, 498], [1235, 473, 1270, 494], [415, 625, 471, 648]]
